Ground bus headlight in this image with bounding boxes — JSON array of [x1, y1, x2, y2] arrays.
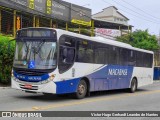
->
[[40, 75, 55, 84], [49, 74, 56, 81]]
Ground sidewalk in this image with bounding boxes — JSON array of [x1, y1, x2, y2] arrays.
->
[[0, 83, 11, 89], [153, 80, 160, 82]]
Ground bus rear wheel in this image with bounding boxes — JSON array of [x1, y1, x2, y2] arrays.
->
[[130, 78, 137, 93], [75, 80, 87, 99]]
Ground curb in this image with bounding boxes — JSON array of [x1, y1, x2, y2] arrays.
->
[[0, 87, 11, 89], [153, 80, 160, 83]]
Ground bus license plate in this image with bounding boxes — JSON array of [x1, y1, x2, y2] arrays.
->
[[24, 84, 32, 89]]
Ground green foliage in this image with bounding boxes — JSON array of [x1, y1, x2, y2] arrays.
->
[[117, 29, 160, 51], [80, 28, 91, 36], [0, 35, 15, 84]]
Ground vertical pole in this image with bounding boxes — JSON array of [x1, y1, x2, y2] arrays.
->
[[91, 20, 94, 37], [130, 26, 132, 33], [16, 16, 21, 30], [13, 10, 16, 38], [33, 15, 36, 27], [50, 19, 52, 28], [79, 25, 81, 34], [53, 21, 56, 28], [66, 22, 68, 31], [119, 26, 122, 36], [36, 17, 39, 27], [0, 9, 2, 33], [119, 26, 121, 31], [21, 15, 22, 29], [128, 25, 130, 34]]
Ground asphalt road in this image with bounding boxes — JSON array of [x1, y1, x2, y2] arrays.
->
[[0, 81, 160, 119]]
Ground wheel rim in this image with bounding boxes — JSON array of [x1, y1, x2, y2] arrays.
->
[[78, 84, 85, 95]]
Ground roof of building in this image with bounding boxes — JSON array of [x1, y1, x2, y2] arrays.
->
[[92, 6, 129, 20]]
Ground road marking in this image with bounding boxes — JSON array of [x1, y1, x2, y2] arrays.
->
[[16, 89, 160, 111]]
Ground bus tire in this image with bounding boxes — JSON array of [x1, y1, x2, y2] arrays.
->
[[74, 80, 87, 99], [130, 78, 137, 93]]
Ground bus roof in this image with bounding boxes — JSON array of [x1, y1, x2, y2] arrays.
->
[[55, 29, 153, 54], [17, 27, 153, 54]]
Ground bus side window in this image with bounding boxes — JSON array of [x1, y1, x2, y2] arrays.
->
[[94, 43, 109, 64], [144, 53, 153, 68], [108, 46, 118, 65], [95, 48, 104, 64], [76, 41, 85, 62], [136, 51, 144, 67], [119, 48, 129, 66], [128, 50, 136, 66], [149, 54, 153, 68], [76, 41, 94, 63]]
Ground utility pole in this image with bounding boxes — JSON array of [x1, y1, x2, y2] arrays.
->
[[13, 10, 16, 38]]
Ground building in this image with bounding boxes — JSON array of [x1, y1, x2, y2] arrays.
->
[[92, 6, 133, 38], [0, 0, 92, 37]]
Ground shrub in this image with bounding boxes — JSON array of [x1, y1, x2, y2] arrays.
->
[[0, 35, 15, 84]]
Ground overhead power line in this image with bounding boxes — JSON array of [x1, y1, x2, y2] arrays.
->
[[111, 0, 160, 23], [101, 0, 160, 24], [120, 0, 160, 21]]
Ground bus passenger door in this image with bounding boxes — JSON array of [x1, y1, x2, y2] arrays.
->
[[58, 35, 76, 78]]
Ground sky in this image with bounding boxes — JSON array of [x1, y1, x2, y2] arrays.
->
[[64, 0, 160, 36]]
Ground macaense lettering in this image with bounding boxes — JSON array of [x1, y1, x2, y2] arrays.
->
[[108, 69, 128, 76]]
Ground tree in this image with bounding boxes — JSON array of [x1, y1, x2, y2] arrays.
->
[[117, 29, 160, 51]]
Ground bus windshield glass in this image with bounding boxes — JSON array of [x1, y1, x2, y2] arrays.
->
[[13, 40, 57, 70]]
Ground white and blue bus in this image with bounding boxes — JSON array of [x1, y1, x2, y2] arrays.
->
[[12, 28, 154, 99]]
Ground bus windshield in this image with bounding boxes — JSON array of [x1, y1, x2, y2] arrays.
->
[[13, 40, 57, 70]]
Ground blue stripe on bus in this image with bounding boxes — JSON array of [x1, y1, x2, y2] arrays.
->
[[55, 78, 81, 94], [55, 65, 134, 94], [87, 65, 134, 91]]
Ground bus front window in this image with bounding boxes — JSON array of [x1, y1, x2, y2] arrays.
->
[[13, 41, 57, 70]]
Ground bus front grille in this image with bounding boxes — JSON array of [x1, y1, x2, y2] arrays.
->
[[19, 84, 38, 90]]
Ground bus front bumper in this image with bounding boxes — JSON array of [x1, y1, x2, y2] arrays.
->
[[11, 79, 56, 94]]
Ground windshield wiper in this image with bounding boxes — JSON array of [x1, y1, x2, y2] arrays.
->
[[29, 39, 45, 61], [18, 38, 30, 60], [35, 40, 45, 54]]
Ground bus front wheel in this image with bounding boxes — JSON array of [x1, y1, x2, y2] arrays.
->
[[130, 78, 137, 93], [75, 80, 87, 99]]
